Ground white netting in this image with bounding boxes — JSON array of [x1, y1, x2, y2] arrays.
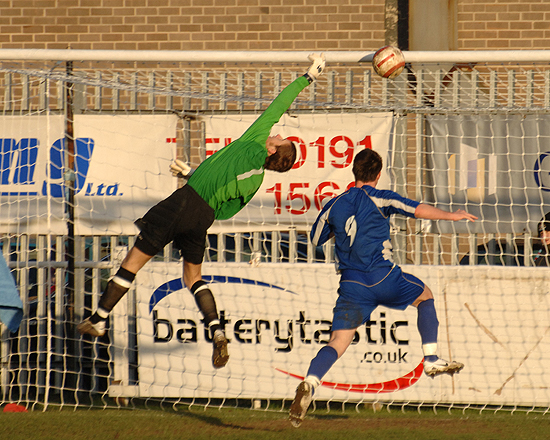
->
[[0, 54, 550, 413]]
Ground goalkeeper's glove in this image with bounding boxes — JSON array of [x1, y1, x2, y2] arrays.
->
[[170, 159, 194, 179], [304, 53, 326, 83]]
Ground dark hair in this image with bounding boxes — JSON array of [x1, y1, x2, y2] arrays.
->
[[538, 212, 550, 236], [264, 141, 297, 172], [352, 149, 383, 182]]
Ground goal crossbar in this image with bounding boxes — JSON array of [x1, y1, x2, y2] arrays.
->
[[1, 49, 550, 63]]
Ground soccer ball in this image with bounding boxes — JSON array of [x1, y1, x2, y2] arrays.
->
[[372, 46, 406, 79]]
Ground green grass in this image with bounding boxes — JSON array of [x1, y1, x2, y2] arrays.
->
[[2, 405, 550, 440]]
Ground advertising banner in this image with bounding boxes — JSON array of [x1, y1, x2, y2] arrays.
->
[[0, 115, 177, 234], [132, 263, 550, 405], [203, 113, 394, 232], [426, 114, 550, 234], [0, 113, 394, 233]]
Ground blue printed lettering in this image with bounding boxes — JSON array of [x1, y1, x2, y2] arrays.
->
[[0, 137, 121, 198], [534, 152, 550, 192], [42, 138, 95, 197], [0, 138, 38, 185]]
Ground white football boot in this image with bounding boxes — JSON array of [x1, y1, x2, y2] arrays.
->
[[424, 358, 464, 377], [289, 381, 313, 428]]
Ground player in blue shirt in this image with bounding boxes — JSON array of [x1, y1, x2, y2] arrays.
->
[[289, 148, 477, 428]]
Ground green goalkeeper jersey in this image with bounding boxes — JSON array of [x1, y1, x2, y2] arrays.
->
[[187, 75, 309, 220]]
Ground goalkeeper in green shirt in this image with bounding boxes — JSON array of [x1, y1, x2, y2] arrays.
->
[[78, 53, 326, 369]]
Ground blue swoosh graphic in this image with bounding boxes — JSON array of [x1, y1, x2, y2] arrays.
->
[[149, 275, 296, 314]]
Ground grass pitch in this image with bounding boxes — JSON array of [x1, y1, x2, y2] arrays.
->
[[2, 404, 550, 440]]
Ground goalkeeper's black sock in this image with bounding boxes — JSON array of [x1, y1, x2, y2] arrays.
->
[[89, 306, 110, 324], [190, 280, 221, 334], [96, 267, 136, 316], [209, 320, 222, 336], [90, 312, 104, 325]]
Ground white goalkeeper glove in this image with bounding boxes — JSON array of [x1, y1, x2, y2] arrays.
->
[[305, 53, 326, 82], [170, 159, 194, 179]]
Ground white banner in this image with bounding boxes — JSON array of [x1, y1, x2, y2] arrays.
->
[[426, 114, 550, 234], [130, 263, 550, 405], [0, 115, 178, 234], [203, 113, 394, 231], [0, 113, 393, 233]]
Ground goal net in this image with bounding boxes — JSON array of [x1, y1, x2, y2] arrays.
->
[[1, 51, 550, 413]]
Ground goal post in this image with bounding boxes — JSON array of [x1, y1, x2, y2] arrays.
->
[[1, 50, 550, 412]]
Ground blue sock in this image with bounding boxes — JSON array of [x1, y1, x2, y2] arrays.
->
[[306, 346, 339, 381], [417, 298, 439, 362]]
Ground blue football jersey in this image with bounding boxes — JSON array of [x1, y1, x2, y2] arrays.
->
[[310, 185, 419, 272]]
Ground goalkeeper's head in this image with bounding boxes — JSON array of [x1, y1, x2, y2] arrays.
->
[[352, 148, 383, 184], [264, 135, 297, 172]]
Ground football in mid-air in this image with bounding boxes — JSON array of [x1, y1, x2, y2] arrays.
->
[[372, 46, 405, 79]]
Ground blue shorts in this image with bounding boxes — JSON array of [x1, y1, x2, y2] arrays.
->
[[331, 266, 425, 331]]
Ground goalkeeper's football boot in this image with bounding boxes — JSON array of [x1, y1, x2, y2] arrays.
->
[[212, 331, 229, 368], [77, 317, 106, 337], [289, 381, 313, 428], [424, 358, 464, 377]]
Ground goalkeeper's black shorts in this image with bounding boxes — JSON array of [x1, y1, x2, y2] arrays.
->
[[134, 184, 215, 265]]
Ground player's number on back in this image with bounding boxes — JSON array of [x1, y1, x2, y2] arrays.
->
[[345, 216, 357, 246]]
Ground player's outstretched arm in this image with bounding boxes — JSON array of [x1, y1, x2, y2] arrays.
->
[[415, 204, 478, 222], [304, 53, 326, 83], [170, 159, 194, 179]]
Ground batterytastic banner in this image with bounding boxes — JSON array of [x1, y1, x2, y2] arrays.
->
[[203, 112, 394, 232], [0, 115, 177, 235], [130, 263, 550, 405]]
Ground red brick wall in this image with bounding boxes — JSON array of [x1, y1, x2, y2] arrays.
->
[[1, 0, 549, 51], [0, 0, 385, 51], [457, 0, 550, 49]]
